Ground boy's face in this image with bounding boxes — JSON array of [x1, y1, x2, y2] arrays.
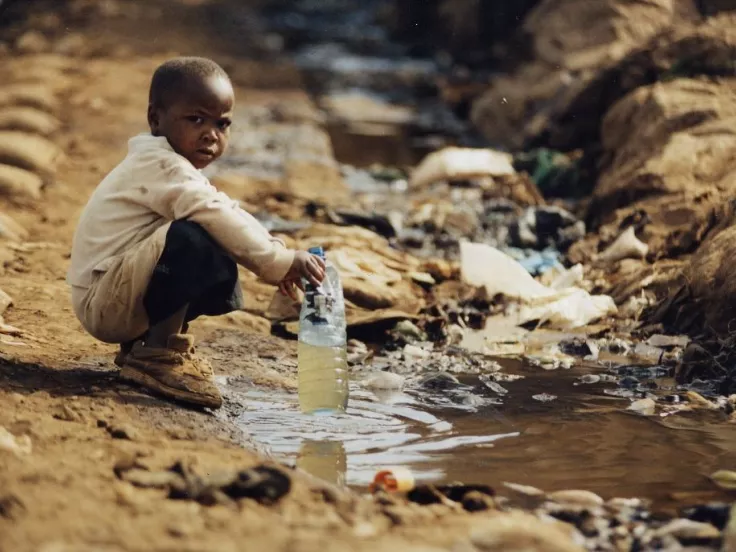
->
[[148, 74, 234, 169]]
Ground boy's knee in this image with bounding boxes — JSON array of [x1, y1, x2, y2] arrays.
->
[[168, 220, 218, 253]]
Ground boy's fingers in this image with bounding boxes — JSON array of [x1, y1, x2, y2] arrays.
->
[[294, 279, 305, 292], [312, 255, 326, 269], [307, 260, 325, 281]]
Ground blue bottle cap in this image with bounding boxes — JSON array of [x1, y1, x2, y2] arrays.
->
[[308, 246, 325, 258]]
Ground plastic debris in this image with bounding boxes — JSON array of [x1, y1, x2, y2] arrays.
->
[[646, 334, 689, 348], [370, 466, 415, 493], [410, 147, 515, 189], [532, 393, 557, 402], [362, 371, 405, 390], [460, 242, 616, 330], [628, 398, 656, 416], [598, 226, 649, 263]]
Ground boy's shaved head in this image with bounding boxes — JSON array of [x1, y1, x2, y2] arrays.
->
[[149, 56, 230, 109], [147, 56, 234, 169]]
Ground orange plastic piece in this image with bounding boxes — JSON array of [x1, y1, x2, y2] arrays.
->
[[370, 467, 415, 493]]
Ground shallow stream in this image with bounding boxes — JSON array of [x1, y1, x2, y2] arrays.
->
[[230, 361, 736, 509]]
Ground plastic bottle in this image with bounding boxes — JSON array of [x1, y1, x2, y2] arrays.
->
[[298, 246, 349, 414]]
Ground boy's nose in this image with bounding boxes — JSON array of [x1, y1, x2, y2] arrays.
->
[[201, 126, 218, 143]]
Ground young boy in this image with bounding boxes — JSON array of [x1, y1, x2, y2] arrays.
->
[[67, 56, 324, 409]]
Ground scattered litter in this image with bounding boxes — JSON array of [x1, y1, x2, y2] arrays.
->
[[370, 466, 415, 493], [598, 227, 649, 263], [510, 206, 585, 252], [403, 344, 431, 359], [460, 242, 617, 330], [628, 398, 656, 416], [646, 334, 690, 348], [574, 374, 601, 386], [532, 393, 557, 402], [362, 371, 405, 391], [686, 391, 719, 410]]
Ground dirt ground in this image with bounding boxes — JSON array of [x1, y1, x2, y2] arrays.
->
[[0, 2, 588, 551]]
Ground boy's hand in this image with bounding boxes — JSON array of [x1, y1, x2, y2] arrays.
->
[[278, 251, 326, 300]]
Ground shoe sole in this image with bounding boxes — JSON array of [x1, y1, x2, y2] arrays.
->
[[119, 365, 223, 409]]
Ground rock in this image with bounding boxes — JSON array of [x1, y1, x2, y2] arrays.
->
[[0, 131, 62, 175], [15, 31, 50, 54], [0, 493, 26, 520], [0, 212, 28, 242], [0, 107, 61, 136], [503, 482, 546, 498], [0, 164, 44, 201], [53, 404, 83, 423], [214, 310, 271, 335], [462, 491, 495, 512], [52, 33, 87, 56], [392, 320, 427, 342], [465, 511, 585, 552], [471, 0, 694, 149], [0, 288, 12, 315], [710, 470, 736, 490], [419, 372, 461, 390], [107, 424, 138, 441], [0, 84, 58, 113], [652, 518, 721, 540], [547, 490, 604, 508], [0, 426, 32, 456]]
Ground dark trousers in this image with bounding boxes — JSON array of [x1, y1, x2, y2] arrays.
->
[[140, 220, 244, 335]]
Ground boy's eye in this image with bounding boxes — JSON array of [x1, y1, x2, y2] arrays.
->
[[218, 119, 232, 130], [186, 116, 204, 124]]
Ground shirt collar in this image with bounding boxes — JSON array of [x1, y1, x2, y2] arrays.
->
[[127, 133, 174, 154]]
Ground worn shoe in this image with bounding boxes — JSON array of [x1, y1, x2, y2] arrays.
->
[[119, 334, 222, 409]]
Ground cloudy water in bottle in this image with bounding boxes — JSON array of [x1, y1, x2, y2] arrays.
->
[[297, 246, 349, 414]]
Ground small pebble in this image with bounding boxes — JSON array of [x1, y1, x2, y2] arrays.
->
[[548, 490, 604, 508]]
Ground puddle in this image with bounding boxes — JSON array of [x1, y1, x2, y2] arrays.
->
[[230, 361, 736, 506]]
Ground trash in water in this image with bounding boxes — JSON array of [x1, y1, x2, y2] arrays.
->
[[646, 334, 690, 348], [628, 398, 656, 416], [362, 371, 405, 391], [532, 393, 557, 402]]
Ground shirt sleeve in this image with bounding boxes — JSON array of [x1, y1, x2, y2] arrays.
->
[[137, 153, 295, 284]]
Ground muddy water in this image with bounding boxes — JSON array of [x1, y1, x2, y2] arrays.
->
[[231, 362, 736, 508]]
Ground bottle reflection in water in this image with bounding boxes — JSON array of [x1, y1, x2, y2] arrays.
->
[[297, 439, 347, 487]]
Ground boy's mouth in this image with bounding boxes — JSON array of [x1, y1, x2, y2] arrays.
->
[[196, 148, 216, 158]]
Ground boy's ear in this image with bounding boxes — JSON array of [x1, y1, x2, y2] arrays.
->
[[147, 103, 160, 134]]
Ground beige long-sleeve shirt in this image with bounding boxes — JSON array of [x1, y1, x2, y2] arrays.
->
[[67, 133, 295, 289]]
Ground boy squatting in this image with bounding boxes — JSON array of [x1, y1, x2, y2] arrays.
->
[[67, 56, 325, 409]]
